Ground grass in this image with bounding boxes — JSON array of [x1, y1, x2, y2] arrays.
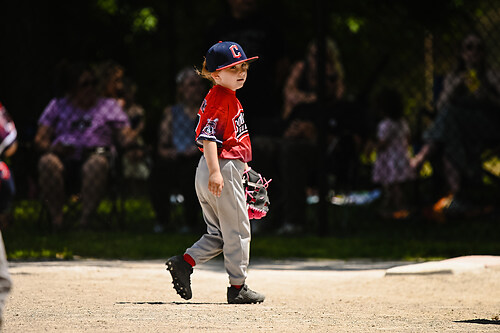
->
[[3, 198, 500, 262]]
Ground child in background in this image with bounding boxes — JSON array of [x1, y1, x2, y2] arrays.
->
[[165, 41, 265, 304], [0, 102, 17, 224], [0, 102, 14, 326], [371, 89, 414, 219]]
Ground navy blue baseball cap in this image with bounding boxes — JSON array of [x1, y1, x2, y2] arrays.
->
[[205, 41, 258, 72]]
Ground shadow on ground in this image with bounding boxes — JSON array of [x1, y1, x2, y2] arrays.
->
[[454, 319, 500, 325]]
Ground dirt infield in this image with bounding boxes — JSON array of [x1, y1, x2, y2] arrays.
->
[[3, 258, 500, 332]]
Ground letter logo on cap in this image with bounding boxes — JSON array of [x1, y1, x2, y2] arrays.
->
[[229, 44, 242, 59]]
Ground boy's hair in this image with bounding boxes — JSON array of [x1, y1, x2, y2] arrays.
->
[[196, 59, 216, 85]]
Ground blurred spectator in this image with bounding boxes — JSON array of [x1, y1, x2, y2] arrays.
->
[[0, 103, 17, 222], [34, 61, 138, 229], [411, 32, 500, 212], [278, 37, 345, 234], [94, 60, 125, 100], [149, 67, 207, 233], [283, 38, 345, 121], [0, 102, 15, 325], [117, 77, 150, 183], [435, 33, 500, 111], [369, 89, 414, 219]]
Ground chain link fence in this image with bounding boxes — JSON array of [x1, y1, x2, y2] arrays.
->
[[280, 0, 500, 231], [5, 0, 500, 232]]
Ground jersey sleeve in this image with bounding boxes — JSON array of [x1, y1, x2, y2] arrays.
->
[[195, 101, 228, 148]]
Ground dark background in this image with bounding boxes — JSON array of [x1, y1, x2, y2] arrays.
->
[[1, 0, 499, 200], [1, 0, 491, 134]]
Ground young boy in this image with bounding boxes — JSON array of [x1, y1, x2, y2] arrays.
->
[[166, 41, 264, 304]]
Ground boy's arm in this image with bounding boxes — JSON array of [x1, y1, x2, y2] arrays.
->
[[203, 140, 224, 197]]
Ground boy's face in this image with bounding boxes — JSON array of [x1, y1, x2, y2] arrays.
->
[[211, 63, 248, 91]]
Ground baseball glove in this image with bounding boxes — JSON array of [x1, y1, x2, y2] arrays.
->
[[243, 168, 271, 220]]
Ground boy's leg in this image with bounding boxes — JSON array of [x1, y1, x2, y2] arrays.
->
[[185, 156, 224, 263], [166, 156, 221, 300], [213, 160, 264, 304], [165, 255, 193, 300], [185, 157, 250, 284], [216, 159, 250, 286]]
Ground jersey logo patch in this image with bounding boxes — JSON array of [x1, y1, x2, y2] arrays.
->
[[234, 112, 248, 139], [201, 118, 218, 137]]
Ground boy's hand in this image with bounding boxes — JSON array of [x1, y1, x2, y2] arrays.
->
[[202, 140, 223, 197], [208, 171, 224, 197]]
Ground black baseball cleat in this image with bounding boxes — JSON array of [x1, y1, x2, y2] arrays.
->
[[227, 284, 265, 304], [166, 255, 193, 300]]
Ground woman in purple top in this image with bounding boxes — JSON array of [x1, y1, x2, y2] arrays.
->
[[34, 62, 138, 228]]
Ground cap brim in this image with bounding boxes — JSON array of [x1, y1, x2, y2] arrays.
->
[[216, 56, 259, 71]]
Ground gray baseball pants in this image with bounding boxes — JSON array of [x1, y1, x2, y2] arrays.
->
[[185, 156, 250, 286]]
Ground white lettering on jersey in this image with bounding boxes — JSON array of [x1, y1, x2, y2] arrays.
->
[[234, 111, 248, 140]]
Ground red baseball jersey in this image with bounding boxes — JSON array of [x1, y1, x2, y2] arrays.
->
[[195, 85, 252, 163]]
